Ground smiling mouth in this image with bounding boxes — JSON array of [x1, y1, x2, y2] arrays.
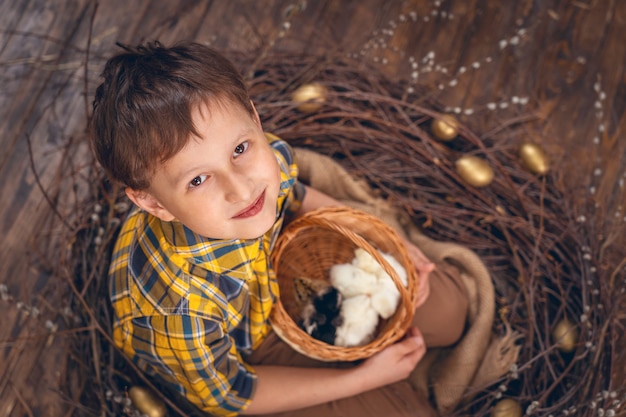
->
[[233, 190, 266, 219]]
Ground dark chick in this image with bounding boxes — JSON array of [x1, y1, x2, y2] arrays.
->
[[294, 277, 343, 345]]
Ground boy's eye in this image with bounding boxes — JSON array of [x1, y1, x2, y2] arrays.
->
[[189, 174, 208, 188], [233, 141, 249, 157]]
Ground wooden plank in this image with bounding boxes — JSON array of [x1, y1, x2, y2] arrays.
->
[[0, 1, 96, 415]]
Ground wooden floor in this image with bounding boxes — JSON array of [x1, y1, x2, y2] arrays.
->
[[1, 0, 625, 415]]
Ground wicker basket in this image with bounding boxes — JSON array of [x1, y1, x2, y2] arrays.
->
[[270, 206, 420, 362]]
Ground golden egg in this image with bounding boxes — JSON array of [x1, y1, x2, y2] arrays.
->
[[491, 398, 522, 417], [129, 386, 167, 417], [455, 155, 494, 187], [431, 115, 459, 141], [291, 83, 327, 112], [518, 142, 549, 175], [552, 319, 578, 353]]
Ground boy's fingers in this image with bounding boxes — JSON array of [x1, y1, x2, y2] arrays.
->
[[398, 327, 424, 353], [406, 245, 435, 272], [405, 326, 419, 338], [407, 326, 424, 341]]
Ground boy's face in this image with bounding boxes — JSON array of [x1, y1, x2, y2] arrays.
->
[[127, 100, 281, 240]]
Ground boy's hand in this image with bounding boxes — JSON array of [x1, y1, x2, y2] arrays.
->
[[402, 238, 435, 309], [358, 327, 426, 387], [404, 238, 435, 277], [246, 327, 426, 413]]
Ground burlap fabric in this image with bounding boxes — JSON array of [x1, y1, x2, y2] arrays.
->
[[294, 147, 521, 415]]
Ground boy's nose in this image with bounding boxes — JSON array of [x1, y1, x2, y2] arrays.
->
[[223, 172, 253, 203]]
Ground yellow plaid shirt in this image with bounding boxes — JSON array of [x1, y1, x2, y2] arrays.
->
[[110, 135, 305, 416]]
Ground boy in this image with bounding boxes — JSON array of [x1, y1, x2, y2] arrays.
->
[[91, 41, 468, 416]]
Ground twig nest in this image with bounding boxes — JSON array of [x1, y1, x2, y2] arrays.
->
[[491, 398, 522, 417], [518, 142, 549, 175], [552, 318, 578, 352], [129, 386, 167, 417], [431, 114, 459, 141], [291, 83, 327, 112], [455, 155, 494, 187]]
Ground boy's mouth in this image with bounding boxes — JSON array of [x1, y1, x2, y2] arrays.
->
[[233, 190, 266, 219]]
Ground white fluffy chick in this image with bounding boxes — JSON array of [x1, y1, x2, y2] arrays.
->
[[353, 248, 408, 319], [352, 247, 384, 275], [353, 248, 408, 285], [329, 249, 409, 346], [334, 294, 380, 347], [329, 262, 377, 298], [370, 275, 401, 319]]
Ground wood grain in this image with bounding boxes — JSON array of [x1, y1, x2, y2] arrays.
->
[[0, 0, 624, 415]]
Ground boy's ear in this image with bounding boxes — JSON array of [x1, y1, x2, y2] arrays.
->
[[125, 188, 176, 222]]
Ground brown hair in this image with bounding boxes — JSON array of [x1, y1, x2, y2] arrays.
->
[[91, 41, 254, 190]]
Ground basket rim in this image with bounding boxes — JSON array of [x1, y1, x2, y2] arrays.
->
[[269, 205, 419, 361]]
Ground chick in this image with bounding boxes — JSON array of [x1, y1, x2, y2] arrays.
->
[[370, 276, 401, 319], [293, 248, 407, 347], [352, 248, 408, 319], [335, 294, 380, 347], [329, 262, 378, 298], [294, 277, 343, 345], [353, 248, 408, 286], [294, 276, 331, 310], [352, 247, 383, 275]]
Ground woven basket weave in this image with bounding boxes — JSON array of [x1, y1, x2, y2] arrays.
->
[[270, 206, 420, 361]]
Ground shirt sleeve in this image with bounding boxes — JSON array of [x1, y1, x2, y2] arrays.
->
[[129, 314, 256, 416], [266, 133, 307, 218]]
